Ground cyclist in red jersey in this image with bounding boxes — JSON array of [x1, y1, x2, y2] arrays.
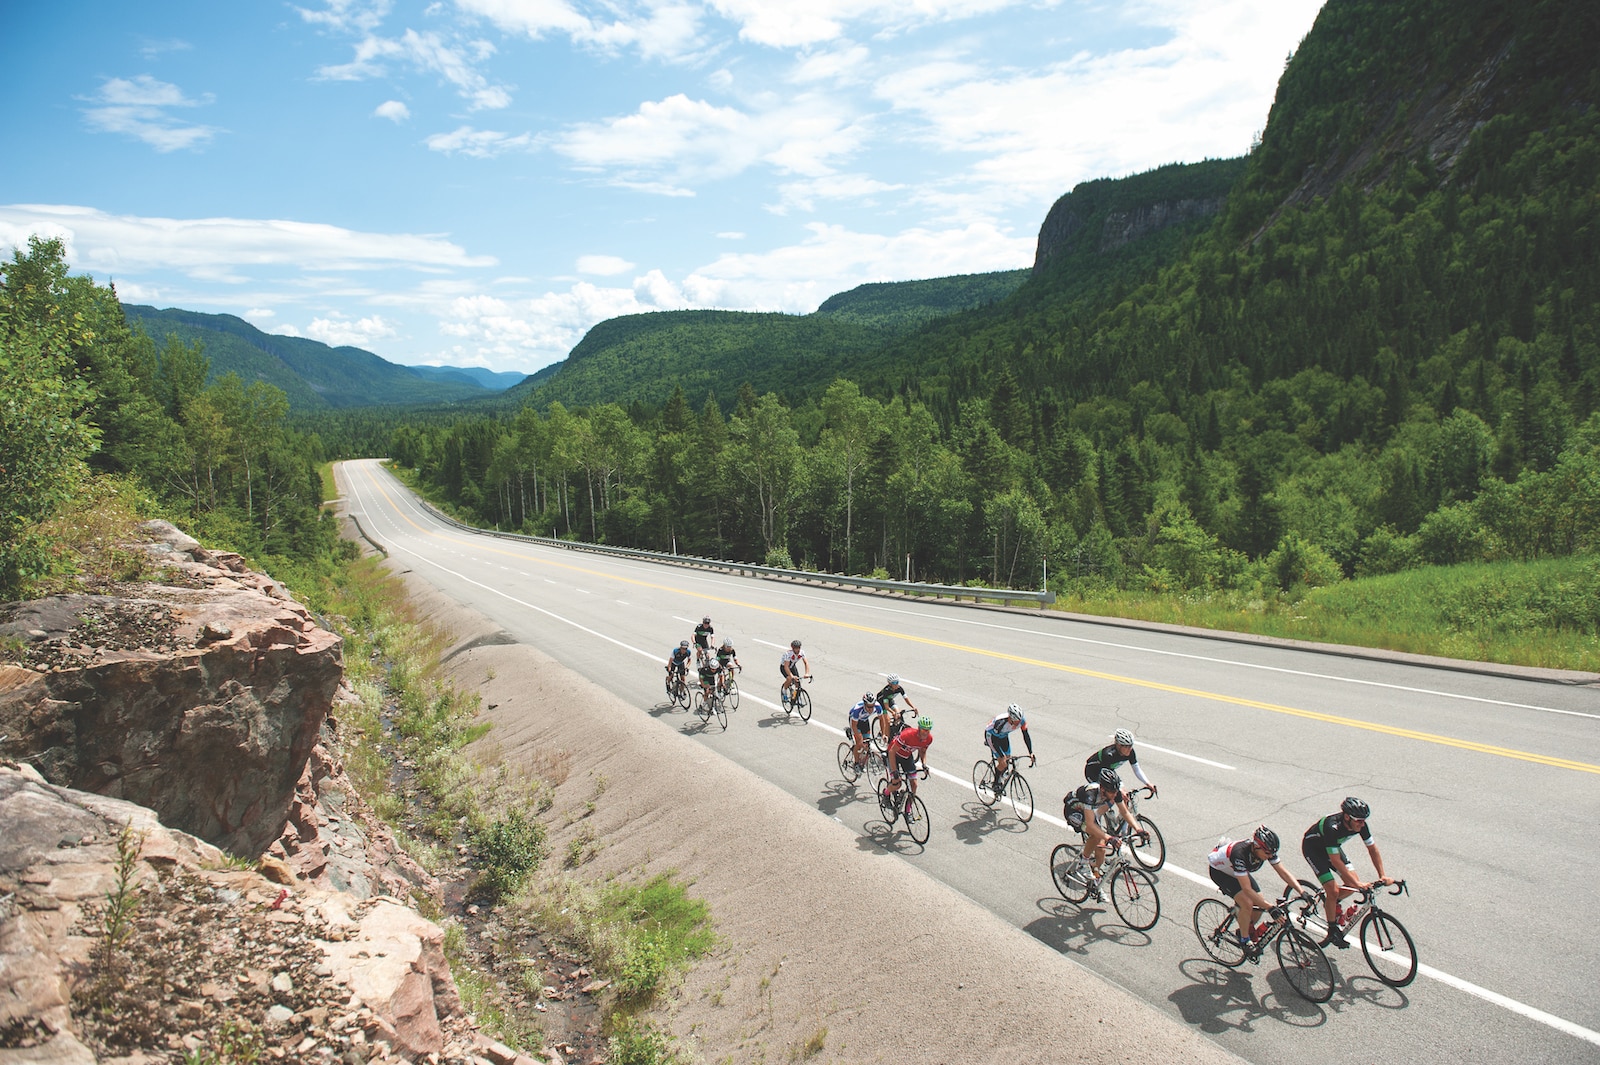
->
[[884, 715, 933, 806]]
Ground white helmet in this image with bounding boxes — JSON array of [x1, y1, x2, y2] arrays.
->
[[1114, 728, 1134, 747], [1007, 703, 1022, 720], [886, 674, 900, 686]]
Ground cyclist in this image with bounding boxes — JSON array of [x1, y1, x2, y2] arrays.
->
[[846, 692, 879, 771], [715, 638, 741, 672], [665, 639, 692, 694], [983, 704, 1035, 797], [874, 673, 918, 744], [779, 639, 810, 707], [693, 615, 715, 661], [1301, 797, 1395, 948], [1063, 769, 1135, 896], [1207, 826, 1305, 950], [884, 715, 933, 807], [695, 653, 721, 714], [1084, 729, 1157, 796]]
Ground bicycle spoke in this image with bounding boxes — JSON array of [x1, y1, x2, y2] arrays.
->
[[1360, 911, 1418, 987], [1193, 898, 1246, 967], [1111, 865, 1160, 931], [1277, 927, 1336, 1003]]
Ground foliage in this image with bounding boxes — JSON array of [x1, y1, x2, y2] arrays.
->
[[607, 1018, 688, 1065], [473, 808, 548, 899], [813, 269, 1030, 331]]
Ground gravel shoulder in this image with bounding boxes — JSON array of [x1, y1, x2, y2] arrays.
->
[[393, 567, 1243, 1065]]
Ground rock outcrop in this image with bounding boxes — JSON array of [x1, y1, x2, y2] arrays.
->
[[0, 522, 342, 857]]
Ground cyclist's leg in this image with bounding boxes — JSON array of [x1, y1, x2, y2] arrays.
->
[[1302, 838, 1343, 929], [1084, 819, 1109, 875], [1235, 873, 1263, 941]]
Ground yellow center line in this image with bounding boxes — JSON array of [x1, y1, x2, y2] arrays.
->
[[358, 465, 1600, 776]]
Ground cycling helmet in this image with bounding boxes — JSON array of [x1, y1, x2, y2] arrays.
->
[[886, 673, 900, 687], [679, 639, 690, 648], [1252, 826, 1280, 854], [1114, 728, 1134, 747], [861, 692, 877, 705], [916, 716, 933, 732], [720, 639, 733, 649], [790, 639, 802, 649], [702, 615, 712, 624], [1097, 768, 1121, 791], [1341, 797, 1370, 819], [1007, 703, 1023, 720]]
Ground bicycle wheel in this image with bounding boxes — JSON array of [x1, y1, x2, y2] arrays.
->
[[904, 794, 930, 844], [727, 676, 741, 709], [837, 742, 862, 783], [1128, 815, 1165, 870], [972, 761, 997, 806], [712, 695, 727, 731], [1193, 898, 1247, 967], [875, 779, 897, 824], [1276, 926, 1335, 1003], [1050, 842, 1091, 903], [1007, 772, 1034, 823], [794, 687, 811, 721], [1111, 864, 1160, 931], [673, 679, 691, 710], [1359, 911, 1418, 988]]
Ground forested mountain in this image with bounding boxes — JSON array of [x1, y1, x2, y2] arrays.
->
[[122, 305, 501, 410], [812, 269, 1030, 331], [406, 364, 526, 391]]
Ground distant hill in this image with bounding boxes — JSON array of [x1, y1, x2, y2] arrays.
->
[[404, 364, 526, 392], [813, 270, 1030, 331], [122, 306, 497, 410]]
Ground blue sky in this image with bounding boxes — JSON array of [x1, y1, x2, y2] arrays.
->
[[1, 0, 1324, 374]]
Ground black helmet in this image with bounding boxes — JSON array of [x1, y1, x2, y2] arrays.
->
[[1252, 825, 1279, 855], [1097, 768, 1121, 792], [1341, 796, 1370, 819]]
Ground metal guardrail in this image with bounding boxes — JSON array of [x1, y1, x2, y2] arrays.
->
[[414, 499, 1055, 607]]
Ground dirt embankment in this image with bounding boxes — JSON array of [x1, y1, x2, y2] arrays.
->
[[394, 570, 1242, 1065]]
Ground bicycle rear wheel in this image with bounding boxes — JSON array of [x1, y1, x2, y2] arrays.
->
[[1360, 911, 1418, 987], [1050, 842, 1091, 903], [1276, 926, 1335, 1002], [904, 794, 930, 844], [794, 688, 811, 721], [1129, 815, 1165, 870], [972, 761, 998, 806], [1111, 864, 1160, 931], [724, 676, 740, 710], [1007, 772, 1034, 823], [875, 778, 897, 824], [1193, 898, 1246, 967], [837, 742, 862, 783]]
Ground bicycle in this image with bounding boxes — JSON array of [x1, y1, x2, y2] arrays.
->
[[837, 738, 881, 784], [875, 764, 930, 845], [665, 668, 691, 711], [716, 664, 741, 711], [779, 674, 812, 721], [972, 755, 1035, 823], [1294, 878, 1417, 987], [872, 705, 912, 758], [1049, 833, 1160, 931], [1192, 892, 1334, 1003], [1100, 786, 1165, 870], [692, 687, 728, 731]]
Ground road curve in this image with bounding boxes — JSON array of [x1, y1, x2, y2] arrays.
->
[[338, 459, 1600, 1065]]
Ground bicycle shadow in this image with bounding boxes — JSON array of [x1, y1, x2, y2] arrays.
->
[[756, 710, 808, 729], [1022, 898, 1102, 957], [1339, 973, 1411, 1011], [815, 779, 860, 818], [644, 700, 687, 719], [951, 800, 1031, 845], [856, 815, 928, 855], [1167, 957, 1328, 1033]]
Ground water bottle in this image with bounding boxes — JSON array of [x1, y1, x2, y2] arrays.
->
[[1343, 903, 1358, 925], [1255, 923, 1270, 939]]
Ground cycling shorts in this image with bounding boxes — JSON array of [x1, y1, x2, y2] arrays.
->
[[850, 718, 873, 740], [1210, 866, 1258, 897], [1301, 836, 1352, 884], [986, 732, 1012, 757], [891, 752, 919, 779]]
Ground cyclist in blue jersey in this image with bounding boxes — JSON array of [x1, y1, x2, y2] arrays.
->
[[846, 692, 879, 771], [983, 704, 1034, 796]]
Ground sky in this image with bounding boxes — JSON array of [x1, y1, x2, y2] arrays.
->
[[0, 0, 1325, 375]]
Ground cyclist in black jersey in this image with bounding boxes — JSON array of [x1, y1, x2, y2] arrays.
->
[[666, 640, 692, 689], [1083, 729, 1156, 795], [1301, 797, 1395, 947], [874, 674, 918, 744], [693, 616, 715, 662]]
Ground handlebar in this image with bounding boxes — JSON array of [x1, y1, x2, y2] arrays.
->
[[1136, 786, 1156, 799]]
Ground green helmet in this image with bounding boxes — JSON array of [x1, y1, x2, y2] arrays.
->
[[916, 716, 932, 732]]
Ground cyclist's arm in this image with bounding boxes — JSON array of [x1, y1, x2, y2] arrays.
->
[[1019, 723, 1035, 759], [1270, 857, 1303, 897], [1129, 758, 1152, 790]]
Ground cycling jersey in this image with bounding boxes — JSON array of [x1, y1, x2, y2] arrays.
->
[[780, 650, 805, 676], [1209, 839, 1281, 877], [848, 698, 878, 722], [888, 726, 931, 760], [1085, 743, 1150, 786], [876, 681, 907, 707], [1065, 783, 1119, 812], [668, 648, 691, 669], [1303, 813, 1374, 854], [697, 661, 720, 684], [985, 710, 1027, 738], [693, 622, 714, 648]]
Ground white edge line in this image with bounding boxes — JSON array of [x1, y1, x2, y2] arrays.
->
[[752, 638, 790, 650], [1136, 742, 1236, 771], [881, 671, 942, 691]]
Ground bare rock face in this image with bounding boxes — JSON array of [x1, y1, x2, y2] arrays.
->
[[0, 524, 342, 857]]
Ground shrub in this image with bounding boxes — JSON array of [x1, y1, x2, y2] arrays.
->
[[763, 546, 795, 569], [473, 809, 547, 899]]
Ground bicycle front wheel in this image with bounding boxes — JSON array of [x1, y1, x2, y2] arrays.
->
[[837, 742, 861, 783], [904, 794, 930, 844], [673, 680, 691, 710], [1111, 864, 1160, 931], [1276, 926, 1335, 1003], [1050, 842, 1091, 903], [1360, 910, 1418, 987], [1193, 898, 1246, 967], [724, 676, 740, 710], [794, 688, 811, 721], [1129, 815, 1165, 870], [1007, 772, 1034, 823], [713, 697, 727, 731], [972, 761, 997, 806], [874, 779, 897, 823]]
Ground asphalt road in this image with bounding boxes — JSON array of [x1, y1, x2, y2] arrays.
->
[[339, 459, 1600, 1065]]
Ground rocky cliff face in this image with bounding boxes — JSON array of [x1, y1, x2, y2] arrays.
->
[[1034, 194, 1228, 270], [0, 523, 341, 857]]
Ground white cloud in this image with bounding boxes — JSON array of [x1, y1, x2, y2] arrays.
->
[[425, 125, 534, 157], [137, 37, 193, 59], [454, 0, 704, 60], [320, 28, 513, 109], [80, 75, 222, 152], [374, 99, 411, 121], [296, 0, 393, 34], [0, 204, 497, 276], [577, 254, 636, 275], [707, 0, 1027, 47], [244, 308, 276, 320], [305, 314, 399, 347], [716, 231, 745, 239], [770, 173, 904, 214]]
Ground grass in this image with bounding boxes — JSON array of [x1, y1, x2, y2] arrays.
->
[[1055, 553, 1600, 671], [317, 461, 338, 503]]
